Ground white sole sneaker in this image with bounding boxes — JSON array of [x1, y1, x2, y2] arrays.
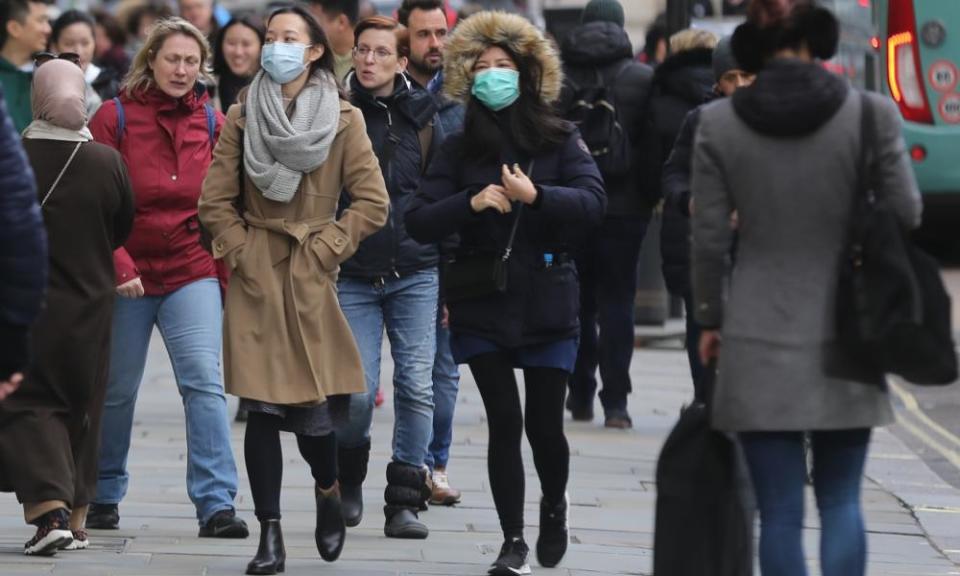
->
[[488, 564, 531, 576], [24, 529, 72, 556], [61, 537, 89, 550]]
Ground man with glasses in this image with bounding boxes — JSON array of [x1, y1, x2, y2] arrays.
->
[[0, 0, 51, 132], [397, 0, 464, 508], [336, 15, 440, 540]]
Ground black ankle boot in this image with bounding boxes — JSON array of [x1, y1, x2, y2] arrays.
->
[[338, 442, 370, 527], [246, 520, 285, 575], [315, 483, 346, 562]]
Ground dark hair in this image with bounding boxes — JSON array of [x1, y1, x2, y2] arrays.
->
[[308, 0, 360, 26], [397, 0, 444, 27], [732, 0, 838, 72], [643, 21, 667, 61], [126, 2, 175, 38], [51, 9, 96, 47], [1, 0, 52, 49], [460, 43, 569, 163], [92, 9, 127, 47], [267, 4, 338, 77], [213, 17, 265, 76], [354, 15, 409, 59]]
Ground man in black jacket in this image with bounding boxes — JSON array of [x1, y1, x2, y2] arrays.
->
[[0, 86, 47, 400], [660, 36, 753, 401], [337, 16, 440, 540], [559, 0, 656, 429]]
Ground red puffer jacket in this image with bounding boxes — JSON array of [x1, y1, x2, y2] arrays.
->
[[90, 85, 225, 295]]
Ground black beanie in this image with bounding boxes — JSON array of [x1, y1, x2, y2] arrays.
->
[[712, 36, 740, 80], [582, 0, 625, 28]]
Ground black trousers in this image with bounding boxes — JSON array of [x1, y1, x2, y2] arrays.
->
[[244, 412, 337, 521], [467, 351, 570, 539], [571, 214, 648, 414]]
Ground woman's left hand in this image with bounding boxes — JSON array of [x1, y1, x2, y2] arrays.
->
[[501, 164, 538, 205], [699, 329, 722, 365]]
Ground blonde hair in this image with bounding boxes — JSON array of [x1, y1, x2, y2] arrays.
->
[[122, 17, 214, 97], [669, 29, 718, 54]]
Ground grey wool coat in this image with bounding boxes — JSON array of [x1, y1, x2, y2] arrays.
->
[[691, 63, 922, 432]]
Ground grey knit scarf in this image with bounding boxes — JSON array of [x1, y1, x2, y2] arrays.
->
[[244, 68, 340, 203]]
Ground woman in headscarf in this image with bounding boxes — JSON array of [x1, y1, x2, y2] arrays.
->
[[405, 11, 605, 576], [199, 5, 389, 574], [0, 58, 134, 556]]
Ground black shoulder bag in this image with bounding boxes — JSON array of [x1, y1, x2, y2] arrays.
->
[[835, 94, 957, 385], [442, 160, 534, 304]]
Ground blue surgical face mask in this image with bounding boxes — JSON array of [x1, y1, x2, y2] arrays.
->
[[471, 68, 520, 111], [261, 42, 310, 84]]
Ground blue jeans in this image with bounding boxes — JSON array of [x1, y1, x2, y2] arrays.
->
[[426, 316, 460, 470], [337, 269, 438, 468], [682, 294, 706, 401], [95, 278, 239, 524], [571, 214, 649, 413], [740, 429, 872, 576]]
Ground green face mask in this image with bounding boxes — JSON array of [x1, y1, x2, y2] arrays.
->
[[471, 68, 521, 111]]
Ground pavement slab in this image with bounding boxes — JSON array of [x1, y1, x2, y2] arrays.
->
[[1, 333, 958, 575]]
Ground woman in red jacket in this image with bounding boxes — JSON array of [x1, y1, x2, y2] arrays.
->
[[85, 17, 247, 538]]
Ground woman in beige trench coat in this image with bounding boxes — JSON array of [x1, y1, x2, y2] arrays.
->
[[198, 6, 388, 575]]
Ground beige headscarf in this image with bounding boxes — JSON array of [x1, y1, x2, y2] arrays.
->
[[22, 59, 93, 141]]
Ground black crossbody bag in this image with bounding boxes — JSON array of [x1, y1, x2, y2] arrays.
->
[[443, 160, 534, 304], [834, 94, 957, 385]]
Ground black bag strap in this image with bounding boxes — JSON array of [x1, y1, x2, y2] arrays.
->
[[857, 92, 875, 204], [501, 159, 535, 262], [847, 92, 875, 249]]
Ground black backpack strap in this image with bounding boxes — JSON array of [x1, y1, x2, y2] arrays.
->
[[113, 96, 125, 147]]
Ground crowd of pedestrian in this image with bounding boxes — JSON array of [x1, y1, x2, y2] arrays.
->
[[0, 0, 927, 575]]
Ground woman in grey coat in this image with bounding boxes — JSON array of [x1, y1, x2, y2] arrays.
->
[[691, 1, 922, 575]]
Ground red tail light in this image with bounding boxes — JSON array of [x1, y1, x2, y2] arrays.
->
[[888, 0, 934, 123]]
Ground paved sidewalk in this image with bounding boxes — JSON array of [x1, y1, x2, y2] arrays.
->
[[1, 332, 958, 575]]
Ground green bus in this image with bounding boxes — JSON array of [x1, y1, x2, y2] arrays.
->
[[828, 0, 959, 246], [877, 0, 960, 214]]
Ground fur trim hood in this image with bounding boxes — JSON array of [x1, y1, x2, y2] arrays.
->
[[443, 11, 563, 105]]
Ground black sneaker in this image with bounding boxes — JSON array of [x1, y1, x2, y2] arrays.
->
[[86, 503, 119, 530], [565, 396, 594, 422], [24, 508, 73, 556], [198, 509, 249, 539], [489, 536, 531, 576], [537, 494, 569, 568]]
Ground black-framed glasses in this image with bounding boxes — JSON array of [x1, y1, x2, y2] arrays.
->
[[34, 52, 82, 69]]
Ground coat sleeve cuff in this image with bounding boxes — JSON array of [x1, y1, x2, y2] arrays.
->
[[0, 321, 29, 381], [211, 224, 247, 262]]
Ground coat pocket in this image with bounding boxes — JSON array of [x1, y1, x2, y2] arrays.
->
[[310, 231, 350, 272], [523, 262, 580, 337]]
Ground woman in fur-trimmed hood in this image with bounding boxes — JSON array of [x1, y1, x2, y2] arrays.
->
[[442, 11, 563, 106], [405, 10, 605, 576]]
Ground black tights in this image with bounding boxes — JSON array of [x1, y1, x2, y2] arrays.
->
[[244, 412, 338, 521], [467, 351, 571, 539]]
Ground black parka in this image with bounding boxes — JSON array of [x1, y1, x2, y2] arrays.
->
[[341, 74, 439, 278], [405, 125, 606, 348]]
